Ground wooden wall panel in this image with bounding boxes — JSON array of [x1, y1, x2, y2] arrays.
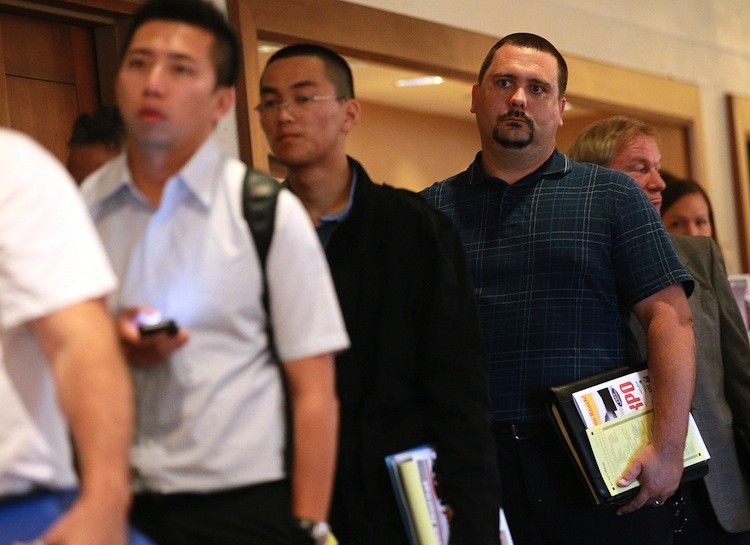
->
[[1, 13, 75, 82], [71, 24, 99, 111], [226, 0, 265, 169], [728, 95, 750, 270], [0, 10, 103, 160], [7, 76, 79, 161], [0, 15, 9, 125]]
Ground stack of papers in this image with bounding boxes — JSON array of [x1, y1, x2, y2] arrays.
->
[[385, 445, 449, 545], [385, 445, 514, 544], [549, 363, 710, 505]]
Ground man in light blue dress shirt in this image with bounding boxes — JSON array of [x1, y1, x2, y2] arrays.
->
[[81, 1, 349, 544]]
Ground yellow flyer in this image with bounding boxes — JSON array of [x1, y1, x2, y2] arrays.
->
[[586, 408, 709, 496]]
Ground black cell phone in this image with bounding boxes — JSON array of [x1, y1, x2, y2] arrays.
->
[[138, 319, 179, 337]]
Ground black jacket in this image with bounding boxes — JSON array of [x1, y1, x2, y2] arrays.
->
[[326, 158, 501, 545]]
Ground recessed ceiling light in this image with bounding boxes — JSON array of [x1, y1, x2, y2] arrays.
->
[[258, 44, 281, 54], [395, 76, 445, 88]]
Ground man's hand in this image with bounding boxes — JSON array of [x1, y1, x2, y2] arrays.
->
[[615, 443, 683, 515], [39, 491, 129, 545], [118, 307, 189, 368]]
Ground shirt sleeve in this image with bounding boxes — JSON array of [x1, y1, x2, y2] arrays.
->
[[266, 189, 349, 362], [0, 130, 117, 329], [608, 173, 693, 308]]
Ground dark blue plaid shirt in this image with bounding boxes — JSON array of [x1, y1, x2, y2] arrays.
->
[[421, 150, 693, 422]]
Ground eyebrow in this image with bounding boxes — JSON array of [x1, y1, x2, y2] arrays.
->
[[125, 48, 199, 65], [260, 80, 317, 95], [529, 78, 552, 88], [493, 73, 552, 89], [493, 72, 515, 82], [627, 155, 662, 166]]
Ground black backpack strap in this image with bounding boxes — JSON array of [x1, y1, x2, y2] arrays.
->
[[241, 167, 292, 471], [242, 167, 281, 275]]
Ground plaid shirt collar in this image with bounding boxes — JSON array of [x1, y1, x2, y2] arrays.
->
[[467, 149, 573, 187]]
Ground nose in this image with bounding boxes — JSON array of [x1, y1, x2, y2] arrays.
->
[[686, 222, 701, 236], [510, 87, 527, 108], [144, 65, 166, 96], [648, 170, 666, 192], [276, 101, 295, 122]]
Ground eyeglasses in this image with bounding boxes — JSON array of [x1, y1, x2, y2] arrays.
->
[[254, 95, 343, 115]]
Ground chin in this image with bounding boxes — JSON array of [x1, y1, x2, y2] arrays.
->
[[134, 134, 172, 150], [492, 131, 533, 149], [496, 138, 533, 150], [271, 153, 308, 170]]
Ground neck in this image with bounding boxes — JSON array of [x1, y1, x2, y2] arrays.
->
[[126, 140, 203, 206], [286, 155, 352, 226], [481, 142, 554, 184]]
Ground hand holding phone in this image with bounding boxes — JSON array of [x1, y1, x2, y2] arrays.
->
[[135, 310, 179, 337], [138, 319, 179, 336], [119, 308, 188, 369]]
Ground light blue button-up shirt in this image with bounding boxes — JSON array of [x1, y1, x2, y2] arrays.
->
[[83, 138, 349, 493]]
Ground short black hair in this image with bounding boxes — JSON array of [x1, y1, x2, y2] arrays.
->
[[478, 32, 568, 97], [121, 0, 239, 87], [68, 105, 125, 148], [262, 43, 355, 99]]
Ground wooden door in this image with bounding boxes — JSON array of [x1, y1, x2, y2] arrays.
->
[[0, 12, 99, 163]]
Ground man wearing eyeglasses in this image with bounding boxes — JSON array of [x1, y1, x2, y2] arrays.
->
[[258, 43, 502, 545], [80, 2, 349, 544]]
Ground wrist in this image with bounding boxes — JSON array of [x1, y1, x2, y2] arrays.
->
[[80, 473, 131, 511], [296, 518, 330, 545]]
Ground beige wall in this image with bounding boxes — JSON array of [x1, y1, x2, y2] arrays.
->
[[347, 101, 691, 193], [347, 101, 478, 191], [245, 0, 716, 260], [343, 0, 750, 273]]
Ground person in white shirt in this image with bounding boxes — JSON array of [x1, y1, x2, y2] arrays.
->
[[0, 128, 134, 545], [80, 1, 349, 544]]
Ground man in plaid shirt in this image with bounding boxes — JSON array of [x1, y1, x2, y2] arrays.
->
[[422, 33, 695, 545]]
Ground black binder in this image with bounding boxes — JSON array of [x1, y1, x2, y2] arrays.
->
[[548, 363, 709, 506]]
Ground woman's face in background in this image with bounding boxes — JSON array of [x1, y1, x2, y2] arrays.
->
[[661, 191, 713, 238]]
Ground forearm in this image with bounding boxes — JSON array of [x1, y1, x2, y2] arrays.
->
[[56, 330, 133, 502], [290, 390, 339, 520], [616, 286, 694, 513], [645, 310, 695, 458], [284, 354, 339, 521], [36, 301, 134, 504], [28, 300, 134, 545]]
